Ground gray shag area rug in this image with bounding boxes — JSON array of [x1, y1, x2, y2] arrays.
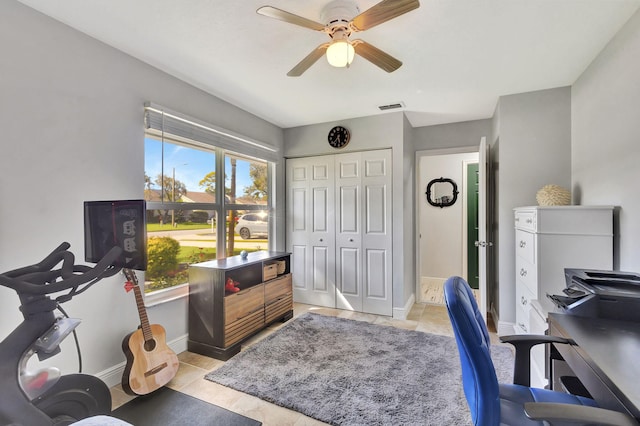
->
[[205, 312, 514, 425]]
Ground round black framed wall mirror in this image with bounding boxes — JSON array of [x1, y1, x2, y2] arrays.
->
[[426, 177, 459, 208]]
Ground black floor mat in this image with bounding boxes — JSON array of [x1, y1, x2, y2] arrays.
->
[[112, 387, 261, 426]]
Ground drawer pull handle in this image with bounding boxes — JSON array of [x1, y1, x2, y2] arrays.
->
[[526, 218, 533, 224], [236, 306, 264, 321], [521, 296, 527, 306], [518, 322, 528, 333], [520, 268, 527, 277], [267, 296, 286, 306], [519, 241, 526, 248], [319, 238, 323, 242]]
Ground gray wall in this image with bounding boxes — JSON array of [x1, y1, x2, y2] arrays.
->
[[413, 119, 492, 152], [0, 1, 283, 378], [492, 87, 572, 329], [572, 8, 640, 272], [283, 113, 401, 158]]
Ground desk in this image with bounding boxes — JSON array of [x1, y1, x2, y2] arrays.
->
[[548, 313, 640, 420]]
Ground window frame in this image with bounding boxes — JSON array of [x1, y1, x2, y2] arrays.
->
[[143, 105, 276, 305]]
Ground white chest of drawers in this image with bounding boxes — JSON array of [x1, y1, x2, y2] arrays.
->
[[514, 206, 613, 387], [514, 205, 613, 331], [513, 205, 613, 387]]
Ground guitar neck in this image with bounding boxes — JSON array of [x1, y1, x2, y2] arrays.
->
[[125, 268, 153, 343]]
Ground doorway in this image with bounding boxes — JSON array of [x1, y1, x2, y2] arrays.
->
[[416, 149, 479, 305]]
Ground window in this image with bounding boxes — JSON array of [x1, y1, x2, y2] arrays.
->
[[143, 104, 276, 299]]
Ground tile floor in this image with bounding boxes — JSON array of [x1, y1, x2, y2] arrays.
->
[[420, 279, 479, 305], [110, 302, 502, 425]]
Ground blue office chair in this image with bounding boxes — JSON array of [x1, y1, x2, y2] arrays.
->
[[443, 276, 637, 426]]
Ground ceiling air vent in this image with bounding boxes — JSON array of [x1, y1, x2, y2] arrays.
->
[[378, 102, 405, 111]]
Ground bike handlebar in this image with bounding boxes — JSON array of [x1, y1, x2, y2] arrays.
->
[[0, 243, 123, 296]]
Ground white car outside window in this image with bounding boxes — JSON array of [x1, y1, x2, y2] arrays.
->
[[235, 213, 268, 239]]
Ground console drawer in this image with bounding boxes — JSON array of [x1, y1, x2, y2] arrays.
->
[[265, 274, 292, 324], [225, 284, 264, 324]]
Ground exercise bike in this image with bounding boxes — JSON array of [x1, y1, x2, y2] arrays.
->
[[0, 242, 123, 426]]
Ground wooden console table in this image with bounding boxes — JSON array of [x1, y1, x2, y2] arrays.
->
[[187, 251, 292, 360]]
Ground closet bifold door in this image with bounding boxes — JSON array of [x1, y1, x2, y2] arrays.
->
[[286, 150, 392, 316], [335, 150, 392, 316], [360, 149, 392, 316], [286, 156, 337, 308], [335, 152, 363, 312]]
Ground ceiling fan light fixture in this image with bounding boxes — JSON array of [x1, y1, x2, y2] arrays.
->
[[257, 0, 420, 75], [326, 40, 355, 68]]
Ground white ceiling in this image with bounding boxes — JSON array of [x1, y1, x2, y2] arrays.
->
[[17, 0, 640, 129]]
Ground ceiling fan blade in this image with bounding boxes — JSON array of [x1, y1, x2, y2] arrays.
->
[[353, 40, 402, 73], [257, 6, 326, 31], [287, 44, 329, 77], [351, 0, 420, 31]]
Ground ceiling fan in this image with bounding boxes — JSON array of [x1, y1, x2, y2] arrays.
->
[[257, 0, 420, 76]]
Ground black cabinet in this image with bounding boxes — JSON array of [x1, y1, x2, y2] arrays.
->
[[187, 251, 292, 360]]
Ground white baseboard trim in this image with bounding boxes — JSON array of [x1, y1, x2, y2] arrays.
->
[[96, 333, 189, 387], [97, 360, 127, 388], [489, 305, 500, 333], [393, 293, 415, 320], [489, 305, 516, 336]]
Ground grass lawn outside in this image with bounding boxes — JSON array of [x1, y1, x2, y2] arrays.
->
[[143, 228, 269, 292], [177, 245, 268, 264], [178, 246, 217, 263], [147, 223, 212, 232]]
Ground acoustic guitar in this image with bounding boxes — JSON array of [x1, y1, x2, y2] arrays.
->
[[121, 268, 179, 395]]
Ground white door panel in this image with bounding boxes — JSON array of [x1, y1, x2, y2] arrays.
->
[[365, 185, 386, 234], [292, 188, 306, 231], [365, 249, 388, 298], [313, 187, 329, 232], [339, 247, 360, 295], [291, 245, 307, 290], [339, 186, 359, 233], [312, 245, 330, 292]]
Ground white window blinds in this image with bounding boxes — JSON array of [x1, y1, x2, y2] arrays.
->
[[144, 103, 278, 162]]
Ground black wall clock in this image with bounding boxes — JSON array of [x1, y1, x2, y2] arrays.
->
[[328, 126, 351, 149]]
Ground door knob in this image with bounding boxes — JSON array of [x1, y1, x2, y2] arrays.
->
[[475, 241, 493, 247]]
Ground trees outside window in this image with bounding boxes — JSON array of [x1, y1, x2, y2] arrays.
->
[[144, 135, 271, 293]]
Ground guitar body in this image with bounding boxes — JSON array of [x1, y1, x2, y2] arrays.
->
[[121, 323, 180, 396]]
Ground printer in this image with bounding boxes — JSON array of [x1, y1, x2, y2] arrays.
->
[[548, 268, 640, 322]]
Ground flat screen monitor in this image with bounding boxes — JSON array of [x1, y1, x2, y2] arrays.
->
[[84, 199, 147, 270]]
